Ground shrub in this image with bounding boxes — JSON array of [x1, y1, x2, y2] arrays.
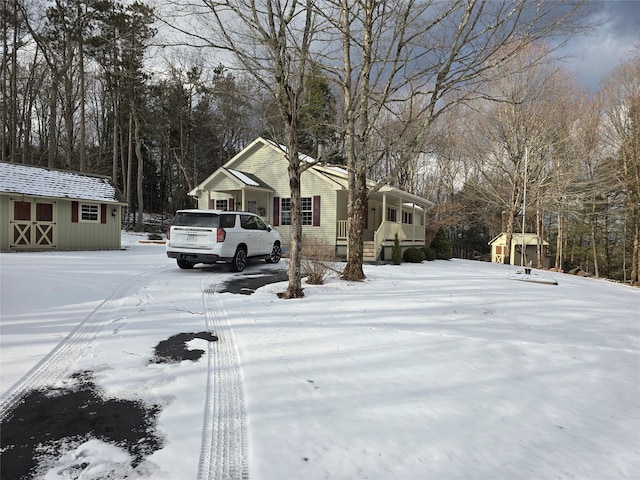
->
[[430, 227, 453, 260], [422, 247, 436, 261], [392, 233, 402, 265], [301, 236, 337, 285], [403, 247, 425, 263]]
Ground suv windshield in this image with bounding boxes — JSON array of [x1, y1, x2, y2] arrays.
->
[[172, 212, 219, 228]]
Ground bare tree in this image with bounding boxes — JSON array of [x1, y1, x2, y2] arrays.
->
[[464, 45, 588, 267], [170, 0, 318, 298], [599, 56, 640, 284], [319, 0, 593, 280]]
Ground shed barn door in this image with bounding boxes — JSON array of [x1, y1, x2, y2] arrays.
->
[[10, 199, 56, 248]]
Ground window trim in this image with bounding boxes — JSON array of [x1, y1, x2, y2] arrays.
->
[[79, 203, 100, 223]]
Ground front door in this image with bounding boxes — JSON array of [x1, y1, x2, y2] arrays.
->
[[10, 199, 56, 248]]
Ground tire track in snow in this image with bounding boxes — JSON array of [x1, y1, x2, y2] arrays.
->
[[0, 266, 171, 421], [198, 274, 249, 480]]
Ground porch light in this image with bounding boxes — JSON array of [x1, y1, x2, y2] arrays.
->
[[111, 208, 118, 217]]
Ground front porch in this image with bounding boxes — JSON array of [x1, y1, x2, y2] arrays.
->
[[335, 187, 430, 262], [337, 221, 426, 262]]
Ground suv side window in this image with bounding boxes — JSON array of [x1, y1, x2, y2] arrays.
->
[[220, 214, 236, 229], [240, 214, 257, 230], [255, 217, 268, 231]]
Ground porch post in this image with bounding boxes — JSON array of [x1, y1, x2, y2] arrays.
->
[[382, 194, 387, 221], [413, 203, 417, 243]]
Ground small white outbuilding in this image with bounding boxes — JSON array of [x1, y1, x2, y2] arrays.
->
[[488, 232, 552, 268]]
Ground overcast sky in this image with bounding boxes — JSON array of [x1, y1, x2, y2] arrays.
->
[[560, 0, 640, 91]]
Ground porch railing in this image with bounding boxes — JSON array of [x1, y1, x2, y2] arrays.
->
[[337, 220, 348, 240], [337, 220, 425, 243]]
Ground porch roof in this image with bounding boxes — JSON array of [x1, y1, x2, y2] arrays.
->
[[226, 169, 273, 190], [189, 167, 274, 196], [376, 185, 434, 209], [312, 164, 433, 209]]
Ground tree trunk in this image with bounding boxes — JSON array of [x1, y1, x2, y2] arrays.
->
[[127, 110, 133, 223], [631, 206, 639, 285], [535, 199, 543, 269], [281, 152, 304, 298], [343, 166, 367, 280], [341, 0, 371, 281], [133, 104, 144, 232], [590, 196, 600, 278], [555, 206, 563, 271], [47, 75, 59, 167], [79, 36, 86, 171], [112, 97, 119, 187]]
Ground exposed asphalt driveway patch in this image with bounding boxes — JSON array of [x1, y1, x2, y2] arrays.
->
[[0, 371, 163, 480], [151, 331, 218, 364], [1, 331, 220, 479], [218, 268, 289, 295]]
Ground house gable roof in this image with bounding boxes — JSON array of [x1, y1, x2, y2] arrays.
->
[[0, 162, 124, 203], [191, 137, 433, 208]]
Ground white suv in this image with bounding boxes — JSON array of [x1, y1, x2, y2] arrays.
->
[[166, 210, 282, 271]]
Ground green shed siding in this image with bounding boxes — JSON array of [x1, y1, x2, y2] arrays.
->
[[1, 195, 121, 251], [56, 200, 122, 250], [0, 195, 10, 250]]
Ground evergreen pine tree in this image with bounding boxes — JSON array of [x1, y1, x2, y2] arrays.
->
[[430, 227, 453, 260], [392, 233, 402, 264]]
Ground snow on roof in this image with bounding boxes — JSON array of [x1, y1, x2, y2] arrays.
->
[[323, 165, 348, 175], [403, 202, 425, 211], [0, 162, 122, 203], [228, 168, 260, 186], [225, 168, 274, 191]]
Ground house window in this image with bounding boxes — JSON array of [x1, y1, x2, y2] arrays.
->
[[80, 203, 100, 222], [387, 208, 397, 222], [301, 197, 312, 225], [274, 195, 320, 227], [281, 198, 291, 225], [216, 199, 228, 211], [280, 197, 314, 226], [402, 211, 413, 224]]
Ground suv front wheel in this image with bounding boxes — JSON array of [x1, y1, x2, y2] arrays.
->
[[266, 243, 282, 264], [230, 247, 247, 272]]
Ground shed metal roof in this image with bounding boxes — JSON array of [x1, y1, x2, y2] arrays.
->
[[0, 162, 123, 203]]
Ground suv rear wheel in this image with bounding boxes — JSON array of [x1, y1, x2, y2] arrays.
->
[[177, 259, 195, 269], [230, 247, 247, 272]]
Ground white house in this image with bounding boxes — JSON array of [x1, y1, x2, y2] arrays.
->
[[188, 137, 433, 262]]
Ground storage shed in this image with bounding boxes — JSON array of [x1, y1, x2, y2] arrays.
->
[[0, 162, 126, 251], [488, 232, 552, 268]]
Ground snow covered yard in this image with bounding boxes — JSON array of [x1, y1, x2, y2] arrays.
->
[[1, 235, 639, 479]]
